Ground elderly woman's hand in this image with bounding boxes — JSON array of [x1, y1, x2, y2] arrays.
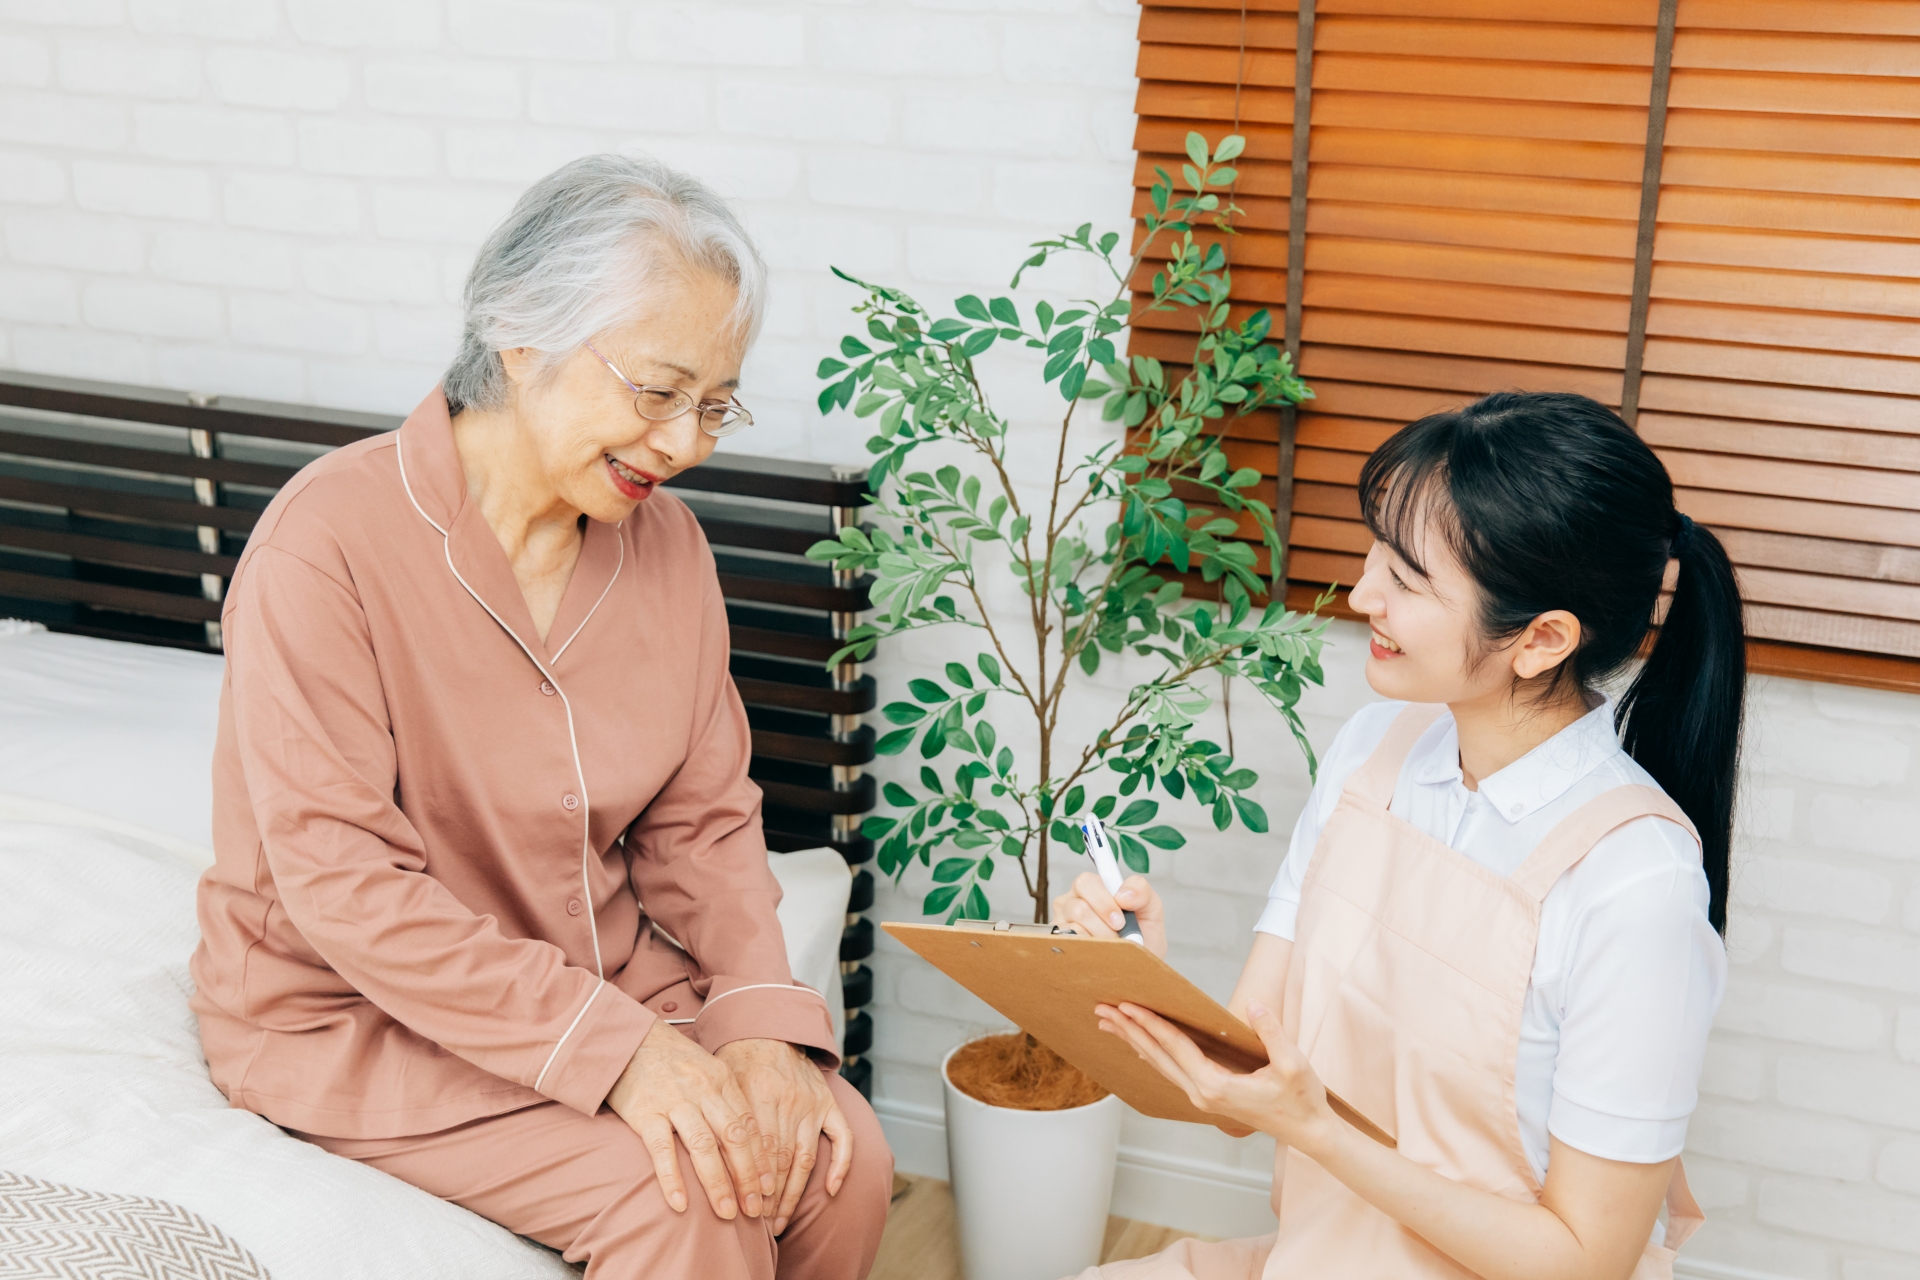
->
[[717, 1038, 854, 1236], [607, 1021, 776, 1221]]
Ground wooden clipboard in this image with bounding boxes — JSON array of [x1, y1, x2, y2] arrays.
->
[[885, 919, 1395, 1148]]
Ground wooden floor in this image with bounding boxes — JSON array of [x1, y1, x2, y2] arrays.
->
[[868, 1174, 1202, 1280]]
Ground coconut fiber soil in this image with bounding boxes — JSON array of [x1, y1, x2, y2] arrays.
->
[[947, 1032, 1110, 1111]]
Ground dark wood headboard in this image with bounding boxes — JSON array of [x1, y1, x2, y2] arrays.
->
[[0, 371, 879, 1095]]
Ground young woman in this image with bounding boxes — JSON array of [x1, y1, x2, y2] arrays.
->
[[1053, 391, 1742, 1280]]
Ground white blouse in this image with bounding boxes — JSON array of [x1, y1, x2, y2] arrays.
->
[[1258, 700, 1726, 1182]]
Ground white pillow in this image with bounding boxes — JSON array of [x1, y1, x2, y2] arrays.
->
[[0, 625, 224, 849]]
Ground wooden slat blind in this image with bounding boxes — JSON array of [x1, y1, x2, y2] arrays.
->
[[1641, 0, 1920, 661], [1132, 0, 1920, 685]]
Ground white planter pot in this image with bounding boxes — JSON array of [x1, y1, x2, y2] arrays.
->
[[942, 1039, 1126, 1280]]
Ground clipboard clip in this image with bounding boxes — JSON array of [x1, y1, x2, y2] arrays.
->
[[954, 920, 1074, 935]]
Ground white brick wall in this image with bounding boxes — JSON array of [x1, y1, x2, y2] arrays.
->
[[5, 4, 1918, 1275], [0, 0, 1134, 433]]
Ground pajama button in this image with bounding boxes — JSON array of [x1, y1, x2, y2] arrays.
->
[[662, 1001, 678, 1013], [562, 793, 579, 810], [539, 680, 556, 696], [566, 898, 583, 915]]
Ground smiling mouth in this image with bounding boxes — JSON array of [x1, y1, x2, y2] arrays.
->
[[606, 454, 660, 499], [1370, 628, 1404, 656]]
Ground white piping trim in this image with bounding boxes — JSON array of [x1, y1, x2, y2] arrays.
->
[[534, 980, 604, 1093], [397, 433, 605, 981], [696, 982, 829, 1017], [550, 521, 622, 664]]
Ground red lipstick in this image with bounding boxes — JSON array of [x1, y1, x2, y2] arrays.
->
[[606, 454, 660, 501]]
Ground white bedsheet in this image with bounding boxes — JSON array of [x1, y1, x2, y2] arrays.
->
[[0, 799, 580, 1279], [0, 624, 853, 1276]]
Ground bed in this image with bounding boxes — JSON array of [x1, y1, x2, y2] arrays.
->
[[0, 620, 855, 1278]]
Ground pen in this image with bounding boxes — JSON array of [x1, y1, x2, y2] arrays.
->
[[1078, 815, 1146, 945]]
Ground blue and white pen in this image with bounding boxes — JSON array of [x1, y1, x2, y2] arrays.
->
[[1078, 815, 1146, 945]]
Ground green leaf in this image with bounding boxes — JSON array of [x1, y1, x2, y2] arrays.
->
[[924, 884, 963, 915], [1061, 363, 1088, 401], [965, 884, 991, 920], [1092, 794, 1116, 819], [977, 856, 994, 880], [928, 318, 971, 341], [1115, 831, 1151, 874], [978, 653, 1002, 684], [976, 720, 997, 757], [862, 815, 896, 838], [921, 722, 947, 758], [816, 357, 849, 377], [995, 746, 1014, 777], [944, 662, 975, 689], [1232, 795, 1269, 833], [908, 678, 947, 704], [961, 329, 996, 357], [922, 766, 943, 792], [933, 857, 972, 883], [840, 335, 872, 357], [882, 781, 914, 806], [1213, 134, 1246, 162], [954, 295, 990, 322], [1063, 785, 1085, 816], [1036, 300, 1055, 332], [1116, 799, 1159, 827], [1184, 131, 1209, 169], [988, 296, 1019, 327], [1138, 825, 1187, 850], [1212, 796, 1232, 830], [875, 726, 915, 754]]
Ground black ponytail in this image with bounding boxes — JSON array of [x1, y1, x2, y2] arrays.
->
[[1358, 391, 1746, 932]]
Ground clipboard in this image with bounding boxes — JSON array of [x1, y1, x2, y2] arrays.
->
[[884, 919, 1395, 1148]]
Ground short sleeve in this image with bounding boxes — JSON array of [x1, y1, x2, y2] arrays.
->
[[1254, 701, 1405, 940], [1546, 816, 1726, 1163]]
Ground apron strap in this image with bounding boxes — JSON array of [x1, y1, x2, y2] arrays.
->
[[1345, 703, 1448, 810], [1664, 1159, 1705, 1253], [1510, 784, 1700, 903]]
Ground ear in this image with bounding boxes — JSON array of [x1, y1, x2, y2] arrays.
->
[[1509, 609, 1581, 680], [497, 346, 536, 386]]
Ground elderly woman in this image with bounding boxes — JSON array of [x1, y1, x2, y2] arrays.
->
[[189, 155, 891, 1279]]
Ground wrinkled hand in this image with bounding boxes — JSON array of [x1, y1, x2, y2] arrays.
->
[[1052, 871, 1168, 958], [607, 1020, 775, 1221], [1097, 1000, 1339, 1153], [717, 1038, 854, 1236]]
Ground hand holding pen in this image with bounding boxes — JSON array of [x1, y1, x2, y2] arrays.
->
[[1050, 815, 1168, 956]]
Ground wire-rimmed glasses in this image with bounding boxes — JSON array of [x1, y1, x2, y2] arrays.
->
[[584, 341, 753, 439]]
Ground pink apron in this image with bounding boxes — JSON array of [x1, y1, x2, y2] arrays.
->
[[1079, 704, 1703, 1280]]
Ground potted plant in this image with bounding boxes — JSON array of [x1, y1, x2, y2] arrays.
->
[[808, 133, 1328, 1280]]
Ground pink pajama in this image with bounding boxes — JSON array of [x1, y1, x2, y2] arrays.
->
[[303, 1073, 892, 1280]]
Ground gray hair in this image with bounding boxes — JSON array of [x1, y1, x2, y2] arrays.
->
[[443, 153, 767, 414]]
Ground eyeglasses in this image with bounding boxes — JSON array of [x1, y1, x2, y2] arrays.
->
[[583, 341, 753, 439]]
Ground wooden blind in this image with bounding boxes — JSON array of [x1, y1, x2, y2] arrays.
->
[[1131, 0, 1920, 690], [1643, 0, 1920, 664]]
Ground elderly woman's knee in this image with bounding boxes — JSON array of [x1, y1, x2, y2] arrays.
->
[[827, 1075, 895, 1203]]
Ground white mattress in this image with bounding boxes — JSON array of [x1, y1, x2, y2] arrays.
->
[[0, 623, 851, 1278]]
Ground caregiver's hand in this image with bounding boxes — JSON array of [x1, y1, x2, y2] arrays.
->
[[1098, 999, 1338, 1154], [717, 1037, 855, 1236], [1052, 871, 1168, 957], [607, 1019, 775, 1221]]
